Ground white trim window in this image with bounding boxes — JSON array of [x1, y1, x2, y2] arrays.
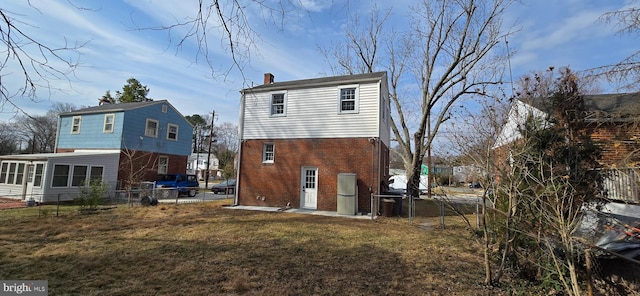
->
[[71, 165, 88, 187], [338, 85, 359, 114], [103, 114, 115, 133], [33, 163, 44, 187], [263, 143, 274, 163], [158, 156, 169, 174], [52, 164, 70, 187], [167, 123, 178, 141], [89, 166, 104, 184], [145, 119, 159, 138], [162, 105, 168, 113], [270, 92, 287, 117], [71, 116, 82, 134]]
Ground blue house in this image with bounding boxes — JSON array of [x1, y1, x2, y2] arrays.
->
[[56, 100, 194, 186], [0, 100, 194, 203]]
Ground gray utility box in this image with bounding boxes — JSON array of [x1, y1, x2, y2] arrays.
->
[[337, 173, 358, 215]]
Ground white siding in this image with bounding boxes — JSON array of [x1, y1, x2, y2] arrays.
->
[[242, 82, 382, 139], [42, 153, 120, 203]]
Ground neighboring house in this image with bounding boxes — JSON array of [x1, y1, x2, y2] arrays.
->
[[0, 100, 194, 203], [187, 152, 219, 180], [236, 72, 391, 214], [495, 93, 640, 203], [452, 164, 485, 183]]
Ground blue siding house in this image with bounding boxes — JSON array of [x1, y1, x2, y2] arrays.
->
[[0, 100, 194, 203], [56, 100, 194, 188]]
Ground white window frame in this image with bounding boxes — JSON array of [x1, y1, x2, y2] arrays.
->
[[338, 85, 359, 114], [270, 92, 287, 117], [263, 143, 274, 163], [52, 164, 70, 188], [158, 156, 169, 174], [33, 163, 44, 187], [0, 162, 7, 184], [167, 123, 178, 141], [71, 165, 88, 187], [103, 113, 115, 133], [145, 118, 159, 138], [89, 166, 104, 185], [162, 105, 168, 113], [71, 116, 82, 134]]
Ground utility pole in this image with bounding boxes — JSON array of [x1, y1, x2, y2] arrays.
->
[[205, 110, 215, 189]]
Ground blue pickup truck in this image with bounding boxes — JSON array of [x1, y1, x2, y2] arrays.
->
[[155, 174, 200, 197]]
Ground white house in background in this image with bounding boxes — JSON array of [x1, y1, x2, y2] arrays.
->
[[187, 152, 219, 180]]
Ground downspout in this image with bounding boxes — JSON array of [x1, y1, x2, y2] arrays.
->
[[54, 115, 61, 152], [234, 91, 246, 206]]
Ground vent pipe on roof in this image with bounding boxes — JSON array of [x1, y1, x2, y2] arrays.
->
[[264, 73, 274, 85]]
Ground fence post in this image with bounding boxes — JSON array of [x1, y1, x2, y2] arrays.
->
[[440, 198, 446, 229], [56, 194, 60, 217]]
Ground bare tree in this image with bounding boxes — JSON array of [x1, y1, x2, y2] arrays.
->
[[589, 1, 640, 90], [0, 6, 83, 116], [149, 0, 310, 80]]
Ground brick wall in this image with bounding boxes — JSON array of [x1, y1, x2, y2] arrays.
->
[[589, 122, 640, 166], [117, 151, 187, 188], [238, 138, 388, 213]]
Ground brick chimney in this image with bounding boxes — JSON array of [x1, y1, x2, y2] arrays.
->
[[264, 73, 274, 85]]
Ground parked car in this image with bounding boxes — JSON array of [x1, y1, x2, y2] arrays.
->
[[469, 182, 482, 189], [155, 174, 199, 197], [212, 179, 236, 194]]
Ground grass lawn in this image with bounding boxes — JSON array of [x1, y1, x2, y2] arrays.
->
[[0, 200, 538, 295]]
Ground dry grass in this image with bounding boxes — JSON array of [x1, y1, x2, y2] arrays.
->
[[0, 200, 538, 295]]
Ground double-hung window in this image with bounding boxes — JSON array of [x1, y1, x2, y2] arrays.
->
[[158, 156, 168, 174], [103, 114, 115, 133], [263, 143, 274, 163], [71, 116, 82, 134], [270, 93, 286, 117], [145, 119, 159, 138], [167, 123, 178, 141], [338, 86, 359, 114]]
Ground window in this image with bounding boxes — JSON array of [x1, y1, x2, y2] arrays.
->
[[162, 105, 168, 113], [270, 93, 286, 116], [33, 164, 44, 187], [103, 114, 115, 133], [90, 166, 104, 184], [52, 164, 70, 187], [7, 163, 16, 184], [145, 119, 159, 137], [71, 116, 82, 134], [15, 163, 25, 185], [263, 143, 274, 163], [158, 156, 168, 174], [338, 86, 358, 113], [167, 124, 178, 141], [0, 162, 7, 184], [71, 165, 88, 187], [0, 162, 28, 185]]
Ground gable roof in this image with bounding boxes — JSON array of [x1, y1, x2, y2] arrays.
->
[[241, 71, 387, 93], [60, 100, 169, 116]]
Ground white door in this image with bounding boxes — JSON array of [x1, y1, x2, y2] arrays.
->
[[301, 167, 318, 209], [24, 164, 35, 199]]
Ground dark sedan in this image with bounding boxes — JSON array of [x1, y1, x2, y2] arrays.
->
[[211, 179, 236, 194]]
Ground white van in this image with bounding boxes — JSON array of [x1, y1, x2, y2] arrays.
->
[[388, 175, 430, 194]]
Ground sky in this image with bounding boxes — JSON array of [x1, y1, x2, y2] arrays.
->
[[0, 0, 637, 126]]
